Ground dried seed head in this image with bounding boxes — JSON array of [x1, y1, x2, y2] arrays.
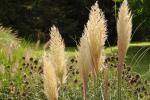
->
[[74, 79, 78, 83], [77, 2, 107, 100], [85, 1, 107, 74], [135, 74, 140, 79], [76, 70, 79, 74], [117, 0, 132, 66], [30, 57, 33, 61], [43, 56, 58, 100], [70, 58, 74, 63], [69, 66, 73, 70], [22, 56, 25, 60], [34, 60, 38, 65], [49, 26, 67, 84]]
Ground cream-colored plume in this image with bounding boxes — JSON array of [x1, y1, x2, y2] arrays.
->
[[49, 25, 67, 84], [43, 56, 58, 100], [117, 0, 132, 99], [77, 33, 91, 100], [117, 0, 132, 66], [77, 33, 91, 82], [77, 2, 107, 100], [84, 1, 107, 76]]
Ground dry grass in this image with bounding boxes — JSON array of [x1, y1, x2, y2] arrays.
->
[[85, 1, 107, 75], [49, 26, 67, 84], [77, 33, 91, 100], [117, 0, 132, 99], [77, 1, 107, 99], [43, 25, 67, 99], [43, 56, 58, 100], [117, 0, 132, 66]]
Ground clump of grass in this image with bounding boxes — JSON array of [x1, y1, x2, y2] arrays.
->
[[77, 1, 107, 99], [0, 26, 20, 61], [117, 0, 132, 99], [0, 26, 19, 48]]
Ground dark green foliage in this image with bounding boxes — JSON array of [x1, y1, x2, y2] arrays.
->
[[0, 0, 116, 46], [113, 0, 150, 42], [0, 0, 149, 46], [0, 0, 88, 46]]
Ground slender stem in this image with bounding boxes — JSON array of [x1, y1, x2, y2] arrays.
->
[[93, 75, 98, 100], [118, 65, 122, 100], [83, 79, 87, 100], [103, 67, 109, 100]]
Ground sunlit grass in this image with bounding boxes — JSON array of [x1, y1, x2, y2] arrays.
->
[[105, 42, 150, 81], [1, 41, 149, 79]]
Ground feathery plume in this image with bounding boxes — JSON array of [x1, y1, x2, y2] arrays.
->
[[117, 0, 132, 99], [117, 0, 132, 66], [77, 33, 91, 100], [49, 25, 67, 84], [77, 1, 107, 99], [43, 55, 58, 100], [84, 1, 107, 77]]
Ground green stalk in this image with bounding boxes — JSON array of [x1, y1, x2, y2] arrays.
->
[[103, 67, 109, 100], [93, 77, 96, 100], [118, 65, 122, 100], [93, 75, 98, 100], [82, 79, 87, 100]]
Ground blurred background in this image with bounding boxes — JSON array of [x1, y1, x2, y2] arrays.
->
[[0, 0, 149, 46]]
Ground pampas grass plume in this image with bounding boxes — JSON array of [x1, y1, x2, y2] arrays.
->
[[49, 25, 67, 84], [117, 0, 132, 99], [43, 55, 58, 100], [117, 0, 132, 66], [85, 1, 107, 77], [77, 33, 91, 100], [77, 1, 107, 100]]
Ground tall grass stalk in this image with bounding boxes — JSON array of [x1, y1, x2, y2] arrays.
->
[[43, 25, 67, 100], [117, 0, 132, 100], [77, 33, 90, 100], [103, 67, 109, 100], [77, 1, 107, 99]]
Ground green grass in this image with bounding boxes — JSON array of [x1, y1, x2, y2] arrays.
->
[[66, 47, 77, 56], [105, 42, 150, 81]]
